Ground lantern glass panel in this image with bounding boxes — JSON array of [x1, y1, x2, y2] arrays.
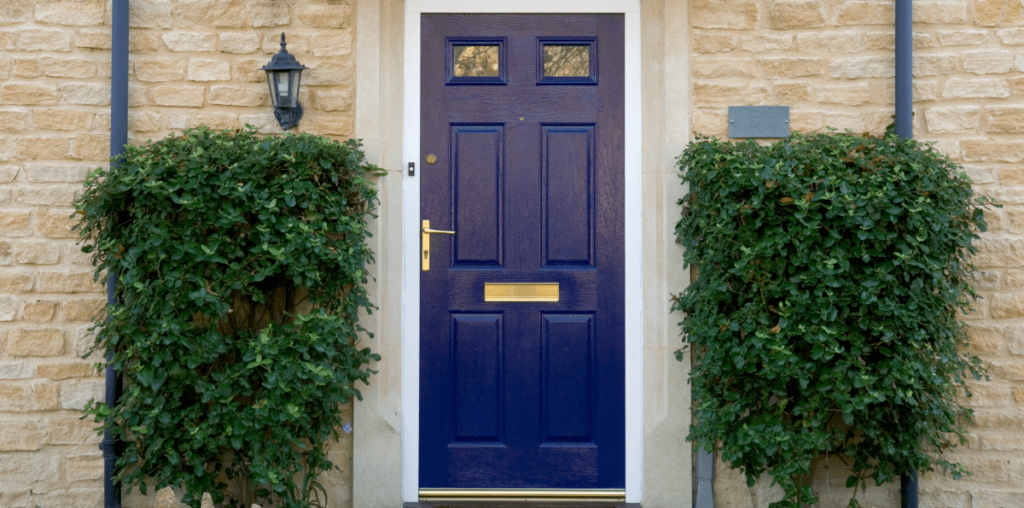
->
[[288, 70, 301, 108], [275, 72, 291, 105]]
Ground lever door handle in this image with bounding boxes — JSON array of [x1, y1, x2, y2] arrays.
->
[[421, 220, 455, 271]]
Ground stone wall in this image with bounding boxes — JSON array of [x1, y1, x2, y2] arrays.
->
[[691, 0, 1024, 506], [0, 0, 355, 505]]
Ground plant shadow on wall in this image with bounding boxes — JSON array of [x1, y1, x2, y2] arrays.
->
[[74, 126, 386, 508], [673, 131, 999, 508]]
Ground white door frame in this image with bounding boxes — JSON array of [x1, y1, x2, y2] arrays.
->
[[400, 1, 643, 502]]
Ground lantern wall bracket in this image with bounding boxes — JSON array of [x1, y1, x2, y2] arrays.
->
[[274, 104, 303, 131]]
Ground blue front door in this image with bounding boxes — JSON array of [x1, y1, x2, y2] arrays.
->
[[419, 14, 625, 490]]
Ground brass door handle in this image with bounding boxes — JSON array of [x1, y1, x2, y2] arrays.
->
[[421, 220, 455, 272]]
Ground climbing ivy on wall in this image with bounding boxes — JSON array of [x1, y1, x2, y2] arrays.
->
[[674, 131, 996, 508], [75, 126, 384, 508]]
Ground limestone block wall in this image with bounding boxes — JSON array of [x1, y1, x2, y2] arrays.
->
[[0, 0, 356, 506], [691, 0, 1024, 506]]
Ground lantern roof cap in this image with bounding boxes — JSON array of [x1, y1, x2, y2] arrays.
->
[[261, 33, 306, 72]]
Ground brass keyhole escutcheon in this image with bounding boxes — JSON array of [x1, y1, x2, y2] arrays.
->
[[426, 154, 437, 165]]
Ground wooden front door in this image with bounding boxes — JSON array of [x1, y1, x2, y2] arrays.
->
[[419, 13, 625, 490]]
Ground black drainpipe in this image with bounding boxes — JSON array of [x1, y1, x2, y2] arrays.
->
[[102, 0, 128, 505], [894, 0, 917, 506]]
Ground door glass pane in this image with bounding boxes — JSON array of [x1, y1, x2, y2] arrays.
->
[[543, 45, 589, 77], [453, 45, 500, 77]]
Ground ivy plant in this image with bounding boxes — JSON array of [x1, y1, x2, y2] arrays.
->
[[76, 126, 385, 508], [673, 132, 996, 508]]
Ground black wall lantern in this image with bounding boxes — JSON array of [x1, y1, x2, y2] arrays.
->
[[262, 33, 306, 130]]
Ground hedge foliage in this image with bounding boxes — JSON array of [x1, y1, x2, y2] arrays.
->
[[75, 127, 384, 508], [674, 132, 996, 508]]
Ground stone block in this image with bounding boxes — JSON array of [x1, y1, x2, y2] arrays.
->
[[998, 28, 1024, 45], [0, 211, 32, 237], [65, 455, 103, 482], [32, 108, 93, 131], [232, 58, 265, 82], [220, 32, 260, 53], [129, 0, 171, 28], [963, 139, 1024, 163], [1, 83, 57, 105], [830, 55, 895, 78], [13, 135, 70, 160], [17, 28, 71, 51], [63, 298, 104, 322], [836, 1, 894, 25], [303, 61, 353, 86], [760, 57, 821, 78], [24, 163, 90, 183], [248, 0, 289, 27], [1013, 76, 1024, 96], [943, 78, 1010, 99], [22, 300, 55, 322], [296, 4, 352, 28], [59, 378, 105, 409], [768, 0, 824, 29], [305, 113, 353, 137], [0, 0, 32, 24], [188, 59, 231, 81], [987, 106, 1024, 133], [960, 383, 1011, 407], [71, 133, 109, 160], [128, 84, 147, 107], [962, 50, 1014, 74], [911, 80, 938, 101], [238, 113, 282, 134], [0, 362, 32, 379], [312, 30, 353, 57], [61, 83, 110, 105], [45, 415, 100, 444], [925, 106, 981, 134], [162, 31, 217, 52], [16, 241, 60, 265], [314, 90, 352, 112], [693, 32, 738, 53], [692, 58, 757, 79], [692, 110, 727, 136], [208, 85, 266, 106], [816, 83, 872, 106], [913, 1, 967, 23], [129, 31, 161, 51], [37, 271, 102, 293], [151, 85, 206, 107], [0, 296, 15, 321], [914, 32, 938, 48], [690, 0, 758, 29], [7, 328, 63, 356], [0, 109, 29, 131], [0, 420, 42, 451], [796, 31, 861, 53], [76, 29, 110, 49], [262, 31, 308, 54], [0, 164, 16, 183], [979, 435, 1024, 451], [824, 112, 866, 133], [13, 57, 40, 77], [968, 325, 1005, 353], [988, 359, 1024, 381], [35, 208, 78, 238], [128, 111, 162, 132], [693, 83, 769, 107], [0, 452, 58, 483], [939, 30, 988, 46], [743, 37, 795, 56], [134, 57, 185, 82], [35, 0, 104, 26], [973, 0, 1024, 27], [192, 112, 238, 130], [175, 0, 245, 28], [863, 31, 896, 50], [974, 238, 1024, 267]]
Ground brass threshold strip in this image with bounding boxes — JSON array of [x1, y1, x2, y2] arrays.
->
[[419, 489, 626, 503]]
